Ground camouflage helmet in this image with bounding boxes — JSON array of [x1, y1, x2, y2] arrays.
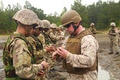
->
[[41, 20, 50, 28], [50, 23, 57, 28], [59, 25, 63, 28], [90, 23, 95, 26], [13, 9, 39, 25], [110, 22, 116, 27], [59, 25, 63, 29], [35, 19, 43, 29], [61, 10, 82, 26]]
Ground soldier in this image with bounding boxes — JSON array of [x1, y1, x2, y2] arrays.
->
[[107, 22, 120, 54], [40, 20, 54, 80], [37, 23, 45, 46], [26, 19, 45, 80], [49, 24, 67, 80], [55, 25, 65, 46], [41, 20, 54, 45], [27, 19, 43, 56], [2, 9, 49, 80], [49, 23, 58, 44], [27, 19, 53, 80], [88, 23, 97, 37], [59, 25, 65, 33], [41, 21, 66, 80], [52, 10, 99, 80]]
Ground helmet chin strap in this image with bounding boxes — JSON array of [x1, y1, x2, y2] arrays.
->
[[71, 23, 79, 36]]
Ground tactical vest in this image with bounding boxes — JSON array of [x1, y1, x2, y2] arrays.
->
[[2, 33, 35, 80], [31, 35, 43, 51], [109, 28, 116, 36], [30, 35, 44, 64], [63, 30, 98, 74], [42, 32, 56, 45]]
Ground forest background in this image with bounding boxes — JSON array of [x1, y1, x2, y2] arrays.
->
[[0, 0, 120, 34]]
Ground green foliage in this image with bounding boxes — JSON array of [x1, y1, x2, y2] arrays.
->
[[0, 0, 120, 34], [71, 0, 89, 28], [60, 7, 67, 17], [46, 14, 61, 26], [71, 0, 120, 30]]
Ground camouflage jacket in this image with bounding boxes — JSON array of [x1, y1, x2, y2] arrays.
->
[[89, 27, 97, 34], [27, 35, 44, 64], [64, 29, 99, 80], [3, 32, 44, 79]]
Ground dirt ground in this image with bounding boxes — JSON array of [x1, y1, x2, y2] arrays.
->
[[0, 33, 120, 80], [96, 33, 120, 80]]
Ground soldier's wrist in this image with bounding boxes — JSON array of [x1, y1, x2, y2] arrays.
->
[[41, 64, 45, 69]]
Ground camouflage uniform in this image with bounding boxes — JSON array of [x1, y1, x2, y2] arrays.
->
[[3, 32, 44, 80], [108, 22, 120, 54], [55, 27, 65, 45], [41, 20, 54, 45], [88, 27, 97, 34], [2, 9, 46, 80], [41, 22, 66, 80], [63, 30, 98, 80], [59, 10, 99, 80], [41, 20, 55, 80], [49, 23, 58, 44], [49, 24, 68, 80], [27, 35, 46, 80], [38, 34, 45, 47], [27, 19, 49, 80], [88, 23, 97, 37], [27, 35, 44, 63]]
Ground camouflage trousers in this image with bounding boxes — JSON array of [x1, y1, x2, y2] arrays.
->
[[110, 37, 120, 54], [47, 62, 67, 80]]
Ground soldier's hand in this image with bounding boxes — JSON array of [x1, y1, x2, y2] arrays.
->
[[57, 47, 69, 58], [52, 51, 63, 62], [52, 51, 58, 60], [37, 70, 44, 77], [45, 46, 55, 52], [41, 61, 49, 69]]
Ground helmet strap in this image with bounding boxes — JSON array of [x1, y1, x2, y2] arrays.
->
[[71, 22, 81, 36]]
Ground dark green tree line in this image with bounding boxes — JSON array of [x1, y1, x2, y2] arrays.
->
[[71, 0, 120, 30], [0, 0, 120, 34]]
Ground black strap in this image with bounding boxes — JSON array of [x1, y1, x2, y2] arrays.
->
[[4, 69, 17, 78]]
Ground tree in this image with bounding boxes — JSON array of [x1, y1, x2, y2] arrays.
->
[[60, 7, 67, 17], [0, 0, 3, 10], [24, 1, 46, 20], [71, 0, 89, 28]]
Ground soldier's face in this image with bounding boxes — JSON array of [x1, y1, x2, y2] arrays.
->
[[65, 24, 74, 35], [34, 28, 40, 36], [24, 26, 33, 37], [27, 25, 38, 36]]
